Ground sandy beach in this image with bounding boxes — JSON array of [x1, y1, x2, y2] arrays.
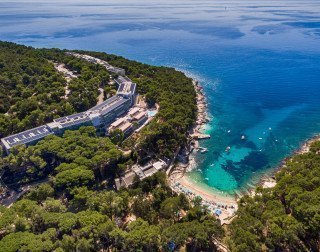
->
[[180, 175, 237, 204], [168, 79, 237, 224], [169, 77, 320, 225], [169, 164, 237, 224]]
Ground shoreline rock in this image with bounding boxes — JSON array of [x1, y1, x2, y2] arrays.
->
[[169, 74, 320, 224], [254, 134, 320, 193], [190, 80, 210, 139]]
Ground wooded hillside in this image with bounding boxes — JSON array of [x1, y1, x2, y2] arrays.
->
[[228, 140, 320, 251]]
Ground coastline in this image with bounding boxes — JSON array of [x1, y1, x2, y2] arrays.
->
[[169, 78, 238, 224], [259, 134, 320, 189], [168, 76, 320, 223]]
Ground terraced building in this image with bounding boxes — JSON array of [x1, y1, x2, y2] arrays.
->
[[1, 56, 137, 155]]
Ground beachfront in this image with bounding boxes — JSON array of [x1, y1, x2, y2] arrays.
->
[[169, 166, 237, 225], [168, 79, 238, 225]]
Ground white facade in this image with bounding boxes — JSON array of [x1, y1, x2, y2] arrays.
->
[[1, 53, 137, 155]]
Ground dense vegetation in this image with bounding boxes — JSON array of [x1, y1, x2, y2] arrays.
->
[[1, 126, 124, 185], [0, 151, 224, 251], [0, 42, 197, 160], [228, 140, 320, 251], [3, 42, 319, 252], [0, 42, 112, 138], [76, 50, 197, 159], [0, 126, 224, 251], [0, 42, 222, 251]]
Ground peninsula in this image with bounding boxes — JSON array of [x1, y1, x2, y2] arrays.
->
[[0, 42, 227, 252]]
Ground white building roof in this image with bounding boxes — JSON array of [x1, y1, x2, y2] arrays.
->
[[110, 117, 126, 128], [153, 161, 166, 170], [129, 107, 140, 116]]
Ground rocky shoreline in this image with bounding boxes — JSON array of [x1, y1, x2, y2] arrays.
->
[[189, 80, 211, 150], [168, 78, 238, 224], [170, 79, 209, 175], [169, 75, 320, 225], [258, 134, 320, 190], [193, 80, 209, 130]]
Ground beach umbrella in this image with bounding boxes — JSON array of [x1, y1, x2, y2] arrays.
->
[[167, 241, 175, 251], [215, 209, 222, 216]]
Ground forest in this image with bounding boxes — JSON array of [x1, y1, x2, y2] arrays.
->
[[0, 41, 197, 160], [0, 128, 224, 251], [0, 42, 113, 138], [74, 50, 197, 159], [0, 42, 220, 251], [1, 41, 319, 251], [228, 140, 320, 251]]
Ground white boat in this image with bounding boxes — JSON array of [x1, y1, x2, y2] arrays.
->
[[199, 147, 208, 153], [241, 135, 245, 140], [225, 146, 231, 152], [200, 149, 208, 153]]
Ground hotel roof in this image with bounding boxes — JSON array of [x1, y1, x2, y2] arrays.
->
[[110, 117, 126, 128], [132, 165, 145, 179], [99, 96, 130, 116], [53, 112, 91, 128], [143, 166, 158, 177], [115, 177, 127, 190], [118, 122, 132, 132], [153, 161, 166, 170], [117, 76, 132, 83], [133, 111, 147, 121], [122, 172, 137, 187], [116, 76, 136, 94], [140, 164, 153, 171], [1, 125, 54, 149], [88, 95, 119, 112], [129, 107, 140, 116]]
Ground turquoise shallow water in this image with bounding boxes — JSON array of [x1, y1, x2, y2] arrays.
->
[[1, 0, 320, 195]]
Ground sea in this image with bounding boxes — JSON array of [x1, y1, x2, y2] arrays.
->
[[1, 0, 320, 196]]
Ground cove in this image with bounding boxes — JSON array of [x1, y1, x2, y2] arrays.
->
[[1, 0, 320, 195]]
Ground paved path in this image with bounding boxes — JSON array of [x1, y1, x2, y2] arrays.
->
[[1, 178, 49, 207], [97, 88, 105, 105]]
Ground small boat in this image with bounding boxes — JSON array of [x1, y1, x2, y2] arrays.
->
[[201, 149, 208, 154], [241, 135, 245, 140], [225, 146, 231, 152], [199, 147, 208, 153], [227, 130, 231, 133], [259, 137, 263, 140], [204, 177, 209, 181]]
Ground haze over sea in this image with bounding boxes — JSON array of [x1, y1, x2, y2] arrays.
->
[[1, 0, 320, 196]]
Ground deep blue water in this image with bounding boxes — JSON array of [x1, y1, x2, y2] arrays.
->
[[1, 0, 320, 195]]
